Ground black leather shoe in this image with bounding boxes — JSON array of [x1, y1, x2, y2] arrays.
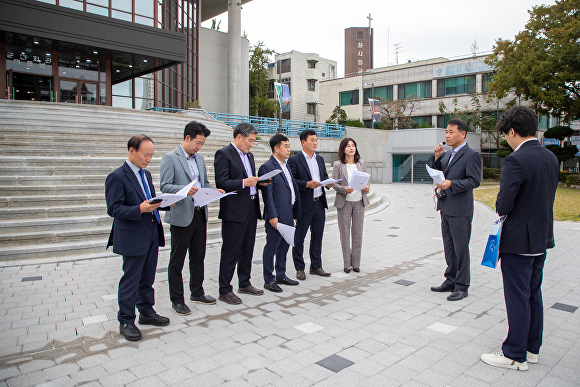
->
[[344, 267, 352, 273], [190, 294, 217, 305], [119, 323, 141, 341], [431, 283, 454, 292], [138, 313, 170, 326], [264, 281, 283, 293], [447, 290, 468, 301], [172, 303, 191, 315], [276, 276, 299, 286], [309, 268, 331, 277], [352, 267, 360, 273], [296, 270, 306, 280]]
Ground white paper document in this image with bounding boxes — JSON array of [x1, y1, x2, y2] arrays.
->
[[426, 165, 445, 184], [258, 169, 283, 181], [276, 223, 296, 247], [150, 180, 195, 207], [193, 188, 236, 207], [348, 171, 370, 190], [319, 178, 342, 186]]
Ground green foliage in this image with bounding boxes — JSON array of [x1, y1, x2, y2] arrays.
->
[[544, 126, 574, 141], [328, 106, 347, 125], [210, 19, 221, 31], [483, 167, 501, 180], [546, 144, 579, 162], [249, 41, 278, 117], [560, 171, 572, 182], [485, 0, 580, 122], [566, 174, 580, 185], [184, 100, 201, 109], [344, 119, 366, 128], [496, 149, 513, 159]]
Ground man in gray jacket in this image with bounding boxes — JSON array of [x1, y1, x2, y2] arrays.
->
[[160, 121, 224, 315]]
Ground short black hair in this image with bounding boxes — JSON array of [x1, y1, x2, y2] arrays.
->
[[184, 120, 210, 140], [299, 129, 317, 142], [496, 105, 538, 137], [447, 118, 468, 133], [233, 123, 258, 138], [127, 134, 153, 151], [269, 133, 289, 151]]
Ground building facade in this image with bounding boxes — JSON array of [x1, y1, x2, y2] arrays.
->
[[267, 51, 337, 122], [344, 27, 373, 76]]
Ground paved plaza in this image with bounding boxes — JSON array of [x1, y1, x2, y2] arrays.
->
[[0, 183, 578, 386]]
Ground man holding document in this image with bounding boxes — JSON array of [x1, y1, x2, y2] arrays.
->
[[258, 134, 302, 292], [332, 138, 370, 273], [160, 121, 224, 315], [429, 119, 481, 301]]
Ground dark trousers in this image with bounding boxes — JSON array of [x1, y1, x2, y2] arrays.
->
[[440, 213, 472, 291], [501, 252, 546, 363], [219, 203, 257, 294], [262, 222, 290, 284], [293, 198, 325, 271], [168, 209, 207, 305], [118, 222, 159, 324]]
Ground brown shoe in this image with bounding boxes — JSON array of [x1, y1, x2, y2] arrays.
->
[[218, 292, 242, 305], [238, 285, 264, 296], [309, 268, 331, 277], [296, 270, 306, 280]]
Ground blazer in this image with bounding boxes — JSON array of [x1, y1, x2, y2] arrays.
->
[[258, 155, 301, 225], [332, 159, 370, 209], [214, 143, 262, 222], [288, 151, 329, 212], [496, 140, 559, 254], [159, 146, 213, 227], [105, 161, 165, 256], [431, 143, 482, 217]]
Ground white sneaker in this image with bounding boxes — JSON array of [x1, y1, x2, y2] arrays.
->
[[527, 351, 538, 364], [481, 352, 528, 371]]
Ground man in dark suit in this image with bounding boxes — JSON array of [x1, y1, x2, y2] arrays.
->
[[481, 106, 559, 371], [258, 134, 301, 292], [214, 123, 265, 304], [430, 119, 482, 301], [105, 135, 170, 341], [288, 130, 334, 280], [160, 121, 224, 316]]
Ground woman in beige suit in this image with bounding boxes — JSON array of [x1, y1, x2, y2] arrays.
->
[[332, 138, 370, 273]]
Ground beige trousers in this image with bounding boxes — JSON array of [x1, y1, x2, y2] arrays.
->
[[337, 199, 365, 268]]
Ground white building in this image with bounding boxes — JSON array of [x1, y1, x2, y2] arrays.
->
[[268, 51, 337, 122]]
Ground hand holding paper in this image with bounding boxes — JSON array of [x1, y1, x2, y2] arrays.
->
[[348, 171, 370, 190], [319, 178, 342, 186], [426, 165, 445, 185]]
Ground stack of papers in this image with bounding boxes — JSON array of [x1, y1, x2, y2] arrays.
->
[[150, 180, 235, 208], [348, 171, 370, 190], [425, 165, 445, 184]]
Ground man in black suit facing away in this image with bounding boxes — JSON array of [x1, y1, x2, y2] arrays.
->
[[214, 123, 265, 304], [481, 106, 559, 371], [288, 130, 335, 280], [105, 135, 170, 341], [430, 119, 482, 301]]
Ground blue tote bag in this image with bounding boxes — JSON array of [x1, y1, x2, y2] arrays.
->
[[481, 215, 507, 269]]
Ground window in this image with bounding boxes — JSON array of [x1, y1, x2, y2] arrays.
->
[[308, 61, 316, 69], [357, 31, 363, 40], [538, 115, 549, 130], [307, 103, 316, 115], [398, 81, 431, 100], [307, 79, 316, 91], [279, 59, 291, 73], [410, 116, 432, 128], [437, 76, 476, 97], [339, 90, 359, 106], [363, 86, 393, 103], [482, 73, 495, 92]]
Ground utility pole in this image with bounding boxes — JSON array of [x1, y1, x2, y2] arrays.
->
[[367, 13, 373, 69]]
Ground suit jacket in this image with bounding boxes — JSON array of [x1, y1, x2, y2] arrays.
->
[[105, 161, 165, 256], [214, 143, 262, 222], [258, 155, 301, 225], [496, 140, 559, 254], [332, 160, 370, 209], [431, 143, 482, 217], [288, 151, 329, 212], [159, 146, 213, 227]]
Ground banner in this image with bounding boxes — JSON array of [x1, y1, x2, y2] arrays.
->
[[368, 98, 380, 123], [274, 82, 291, 113]]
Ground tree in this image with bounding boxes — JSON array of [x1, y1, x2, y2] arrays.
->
[[328, 106, 347, 125], [249, 41, 278, 117], [485, 0, 580, 122], [545, 144, 579, 162], [544, 125, 574, 141], [210, 19, 221, 31], [379, 97, 421, 129]]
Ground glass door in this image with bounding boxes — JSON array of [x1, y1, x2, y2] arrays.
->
[[60, 80, 99, 104]]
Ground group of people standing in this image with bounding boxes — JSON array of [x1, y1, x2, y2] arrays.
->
[[105, 124, 370, 341], [105, 105, 559, 376]]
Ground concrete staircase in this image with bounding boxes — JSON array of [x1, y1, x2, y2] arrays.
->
[[0, 101, 387, 263]]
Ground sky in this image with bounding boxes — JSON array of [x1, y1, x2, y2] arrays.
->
[[202, 0, 556, 77]]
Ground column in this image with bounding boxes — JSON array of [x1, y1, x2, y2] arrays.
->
[[228, 1, 242, 115]]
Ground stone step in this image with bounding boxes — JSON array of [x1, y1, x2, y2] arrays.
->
[[0, 204, 106, 220], [0, 194, 104, 208]]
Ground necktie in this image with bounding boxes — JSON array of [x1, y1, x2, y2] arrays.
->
[[139, 169, 161, 224], [449, 149, 456, 163]]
